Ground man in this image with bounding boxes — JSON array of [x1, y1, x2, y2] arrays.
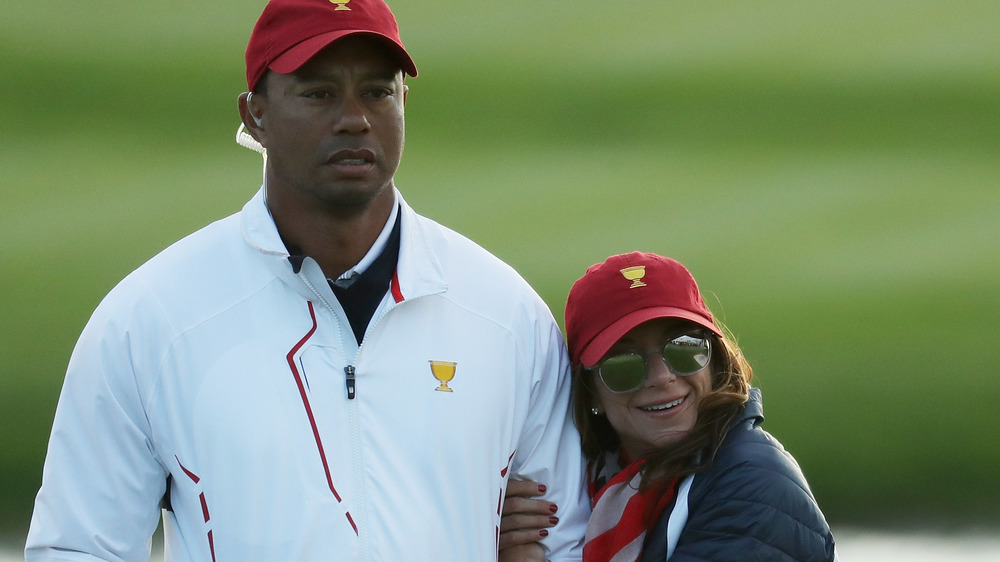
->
[[25, 1, 589, 560]]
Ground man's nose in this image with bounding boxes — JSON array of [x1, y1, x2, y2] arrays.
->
[[335, 98, 371, 134]]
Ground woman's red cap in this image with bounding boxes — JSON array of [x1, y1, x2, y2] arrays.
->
[[565, 252, 721, 367]]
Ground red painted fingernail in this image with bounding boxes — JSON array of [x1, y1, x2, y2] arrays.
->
[[549, 516, 559, 525], [537, 484, 547, 493], [539, 529, 549, 537], [549, 503, 558, 514]]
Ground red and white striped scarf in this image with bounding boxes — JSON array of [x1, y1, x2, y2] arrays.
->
[[583, 453, 677, 562]]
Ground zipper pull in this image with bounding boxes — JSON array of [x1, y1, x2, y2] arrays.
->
[[345, 365, 356, 400]]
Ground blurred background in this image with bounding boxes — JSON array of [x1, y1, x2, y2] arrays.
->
[[2, 0, 998, 555]]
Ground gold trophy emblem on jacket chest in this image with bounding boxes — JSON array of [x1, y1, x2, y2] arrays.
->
[[429, 360, 457, 392]]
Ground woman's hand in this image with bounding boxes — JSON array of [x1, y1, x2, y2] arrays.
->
[[498, 479, 559, 560], [498, 544, 546, 562]]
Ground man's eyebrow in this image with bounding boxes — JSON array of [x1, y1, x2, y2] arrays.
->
[[366, 69, 403, 82]]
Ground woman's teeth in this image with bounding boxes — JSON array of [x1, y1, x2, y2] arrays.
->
[[641, 396, 684, 412]]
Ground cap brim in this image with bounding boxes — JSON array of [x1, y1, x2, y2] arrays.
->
[[578, 307, 722, 367], [269, 30, 418, 77]]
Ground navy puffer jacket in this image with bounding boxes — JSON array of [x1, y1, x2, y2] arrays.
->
[[641, 388, 836, 561]]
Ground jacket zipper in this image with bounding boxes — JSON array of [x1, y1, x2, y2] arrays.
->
[[344, 365, 356, 399], [300, 268, 393, 559], [348, 297, 398, 398]]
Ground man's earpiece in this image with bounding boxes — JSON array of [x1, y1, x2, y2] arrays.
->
[[247, 92, 263, 128]]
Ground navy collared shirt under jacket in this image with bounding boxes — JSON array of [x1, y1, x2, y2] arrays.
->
[[330, 209, 402, 345]]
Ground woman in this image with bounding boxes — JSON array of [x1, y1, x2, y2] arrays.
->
[[500, 252, 836, 561]]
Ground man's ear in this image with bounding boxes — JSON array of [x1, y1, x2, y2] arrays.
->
[[238, 92, 266, 145], [402, 84, 408, 106]]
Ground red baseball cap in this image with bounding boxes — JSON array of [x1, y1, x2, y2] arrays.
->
[[565, 252, 722, 367], [245, 0, 418, 91]]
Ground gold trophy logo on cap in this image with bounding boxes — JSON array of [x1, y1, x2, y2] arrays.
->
[[620, 266, 647, 288], [330, 0, 351, 10], [429, 360, 457, 392]]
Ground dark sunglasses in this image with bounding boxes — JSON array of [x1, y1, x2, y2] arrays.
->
[[587, 333, 712, 393]]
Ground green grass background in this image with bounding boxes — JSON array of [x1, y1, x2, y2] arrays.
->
[[2, 0, 998, 542]]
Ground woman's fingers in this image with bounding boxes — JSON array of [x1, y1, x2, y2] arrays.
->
[[506, 479, 546, 499], [500, 478, 557, 553], [498, 542, 546, 562], [499, 526, 552, 550], [502, 495, 557, 518], [500, 512, 558, 533]]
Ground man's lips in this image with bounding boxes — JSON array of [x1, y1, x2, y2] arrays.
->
[[327, 148, 375, 165]]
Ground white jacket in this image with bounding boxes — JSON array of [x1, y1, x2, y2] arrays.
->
[[26, 189, 589, 561]]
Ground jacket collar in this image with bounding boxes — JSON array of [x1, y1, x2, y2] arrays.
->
[[392, 192, 447, 302], [239, 187, 447, 304], [738, 387, 765, 429]]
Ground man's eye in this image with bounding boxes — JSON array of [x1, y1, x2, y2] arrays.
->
[[305, 90, 331, 100], [366, 88, 392, 99]]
